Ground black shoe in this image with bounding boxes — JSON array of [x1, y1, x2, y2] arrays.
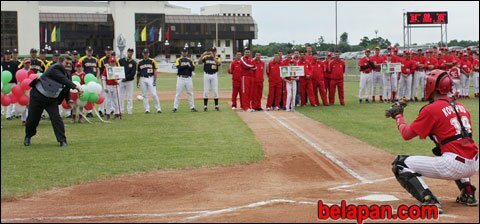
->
[[86, 112, 94, 118], [255, 108, 264, 111], [173, 108, 178, 113], [24, 137, 31, 146], [456, 186, 478, 206], [191, 108, 198, 112], [365, 99, 370, 103], [359, 99, 362, 104], [98, 111, 104, 117], [6, 116, 13, 120], [215, 107, 220, 112], [59, 141, 68, 147], [203, 107, 208, 112]]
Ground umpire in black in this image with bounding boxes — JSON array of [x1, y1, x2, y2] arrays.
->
[[24, 55, 83, 147]]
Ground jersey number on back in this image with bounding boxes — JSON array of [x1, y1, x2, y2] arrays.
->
[[450, 116, 472, 135]]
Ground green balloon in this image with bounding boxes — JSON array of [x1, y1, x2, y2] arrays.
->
[[2, 83, 12, 94], [88, 93, 99, 103], [79, 92, 90, 101], [72, 76, 81, 83], [37, 72, 43, 77], [1, 70, 13, 83], [84, 73, 96, 84]]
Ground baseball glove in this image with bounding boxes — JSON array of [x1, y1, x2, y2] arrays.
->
[[385, 97, 408, 118]]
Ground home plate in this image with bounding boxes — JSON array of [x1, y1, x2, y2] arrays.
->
[[356, 194, 399, 202]]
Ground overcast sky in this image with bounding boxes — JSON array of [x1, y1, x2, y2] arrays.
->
[[170, 1, 479, 46]]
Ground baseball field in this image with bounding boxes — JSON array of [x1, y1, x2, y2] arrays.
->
[[1, 63, 479, 222]]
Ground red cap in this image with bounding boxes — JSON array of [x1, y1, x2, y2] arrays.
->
[[365, 48, 371, 52], [417, 48, 422, 51], [393, 48, 398, 52], [108, 56, 116, 63], [466, 47, 471, 51], [75, 61, 82, 67], [403, 50, 409, 54], [23, 58, 31, 63], [387, 46, 392, 50], [433, 46, 438, 49], [326, 52, 332, 56]]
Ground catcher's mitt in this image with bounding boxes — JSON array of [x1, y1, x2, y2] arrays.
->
[[385, 97, 408, 118]]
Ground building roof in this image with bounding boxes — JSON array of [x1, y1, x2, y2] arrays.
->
[[166, 15, 255, 24], [40, 13, 109, 22]]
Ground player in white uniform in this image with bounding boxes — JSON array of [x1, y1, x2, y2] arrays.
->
[[198, 47, 221, 112], [387, 70, 478, 214], [473, 52, 479, 98], [173, 48, 197, 113]]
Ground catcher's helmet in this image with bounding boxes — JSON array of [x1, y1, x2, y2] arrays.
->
[[425, 69, 453, 100]]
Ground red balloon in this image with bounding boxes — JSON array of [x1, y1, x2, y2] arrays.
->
[[8, 93, 18, 104], [20, 79, 32, 91], [96, 94, 105, 104], [18, 94, 29, 106], [15, 70, 28, 83], [70, 92, 79, 101], [11, 84, 23, 97], [61, 100, 72, 109], [84, 102, 94, 110], [1, 94, 11, 106], [28, 73, 38, 80]]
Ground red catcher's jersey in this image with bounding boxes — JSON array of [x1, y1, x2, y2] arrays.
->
[[410, 99, 478, 159]]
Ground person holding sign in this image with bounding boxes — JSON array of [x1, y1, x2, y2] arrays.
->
[[102, 57, 121, 120], [284, 60, 299, 112], [382, 53, 394, 103]]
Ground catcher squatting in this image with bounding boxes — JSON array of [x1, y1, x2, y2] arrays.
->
[[385, 69, 478, 214]]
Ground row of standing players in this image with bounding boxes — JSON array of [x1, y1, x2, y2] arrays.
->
[[358, 46, 480, 104]]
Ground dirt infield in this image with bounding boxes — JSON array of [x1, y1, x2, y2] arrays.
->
[[1, 100, 478, 223]]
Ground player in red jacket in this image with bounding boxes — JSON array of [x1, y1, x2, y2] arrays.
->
[[239, 48, 256, 112], [266, 53, 283, 110], [358, 49, 374, 103], [399, 51, 416, 101], [324, 52, 333, 102], [328, 51, 346, 105], [311, 52, 328, 106], [388, 69, 478, 214], [252, 52, 265, 110], [297, 52, 318, 106], [228, 50, 243, 109]]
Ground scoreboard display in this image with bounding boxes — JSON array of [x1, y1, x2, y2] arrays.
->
[[407, 11, 448, 24]]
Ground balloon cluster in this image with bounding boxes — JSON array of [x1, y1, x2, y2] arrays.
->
[[1, 70, 38, 111], [63, 73, 104, 111]]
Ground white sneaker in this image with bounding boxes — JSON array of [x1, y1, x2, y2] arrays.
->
[[266, 107, 271, 111], [274, 107, 280, 111], [232, 107, 236, 110], [286, 108, 291, 112], [246, 109, 254, 112]]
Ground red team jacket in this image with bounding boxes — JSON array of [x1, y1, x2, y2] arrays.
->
[[358, 57, 373, 73], [240, 56, 255, 77], [460, 59, 473, 75], [267, 60, 282, 83], [401, 58, 415, 75], [228, 59, 243, 82], [311, 60, 325, 79], [253, 59, 265, 82], [425, 57, 438, 71], [102, 69, 118, 85], [413, 55, 427, 71], [410, 99, 478, 159], [370, 55, 385, 72], [329, 59, 345, 80]]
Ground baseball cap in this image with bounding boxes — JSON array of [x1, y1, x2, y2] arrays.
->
[[386, 53, 392, 57], [466, 47, 471, 51], [142, 48, 149, 54], [433, 46, 438, 49], [13, 49, 18, 53], [75, 61, 82, 67], [365, 48, 371, 52], [105, 46, 112, 51], [326, 51, 332, 56], [23, 58, 31, 63], [72, 50, 78, 55], [211, 47, 217, 52], [64, 50, 71, 55], [387, 46, 392, 50], [417, 48, 422, 51], [4, 49, 12, 55], [86, 46, 93, 51], [53, 50, 60, 56], [403, 50, 409, 54], [393, 48, 398, 52], [127, 48, 134, 52], [30, 48, 37, 53], [108, 56, 116, 63], [375, 47, 380, 50], [39, 49, 46, 54]]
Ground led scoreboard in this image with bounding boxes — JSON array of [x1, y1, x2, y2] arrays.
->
[[407, 11, 448, 25]]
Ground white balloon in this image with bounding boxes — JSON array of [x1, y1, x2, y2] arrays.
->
[[14, 103, 26, 113], [87, 82, 102, 94]]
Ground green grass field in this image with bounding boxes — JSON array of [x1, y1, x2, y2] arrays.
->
[[1, 100, 264, 199], [296, 81, 479, 156]]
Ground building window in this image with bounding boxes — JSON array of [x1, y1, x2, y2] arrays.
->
[[228, 13, 231, 16], [1, 11, 18, 54], [225, 40, 230, 47], [247, 14, 250, 16], [223, 13, 226, 16], [226, 54, 231, 59]]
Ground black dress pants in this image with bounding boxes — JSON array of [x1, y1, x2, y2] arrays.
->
[[25, 88, 66, 143]]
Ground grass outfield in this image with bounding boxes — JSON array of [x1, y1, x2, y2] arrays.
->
[[1, 101, 264, 199], [296, 81, 479, 156]]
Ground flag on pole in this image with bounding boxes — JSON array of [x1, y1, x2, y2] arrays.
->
[[51, 26, 57, 43], [158, 28, 162, 42], [45, 26, 48, 43], [149, 26, 154, 42], [141, 26, 147, 42], [40, 25, 44, 44], [166, 26, 170, 41], [57, 26, 61, 42], [134, 28, 139, 42]]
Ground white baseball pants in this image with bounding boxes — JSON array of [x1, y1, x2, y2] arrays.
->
[[119, 80, 134, 114], [203, 72, 219, 99], [452, 79, 461, 96], [398, 74, 412, 99], [413, 71, 426, 99], [460, 74, 471, 97], [105, 85, 120, 115], [358, 72, 372, 100], [383, 73, 393, 100], [174, 76, 195, 109], [286, 80, 297, 111], [372, 71, 384, 97], [140, 76, 161, 112], [473, 72, 479, 94]]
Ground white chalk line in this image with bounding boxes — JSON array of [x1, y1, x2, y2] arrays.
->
[[264, 111, 370, 183], [2, 198, 321, 223], [329, 177, 395, 190]]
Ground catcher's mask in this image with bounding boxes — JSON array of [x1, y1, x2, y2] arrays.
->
[[424, 69, 453, 101]]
